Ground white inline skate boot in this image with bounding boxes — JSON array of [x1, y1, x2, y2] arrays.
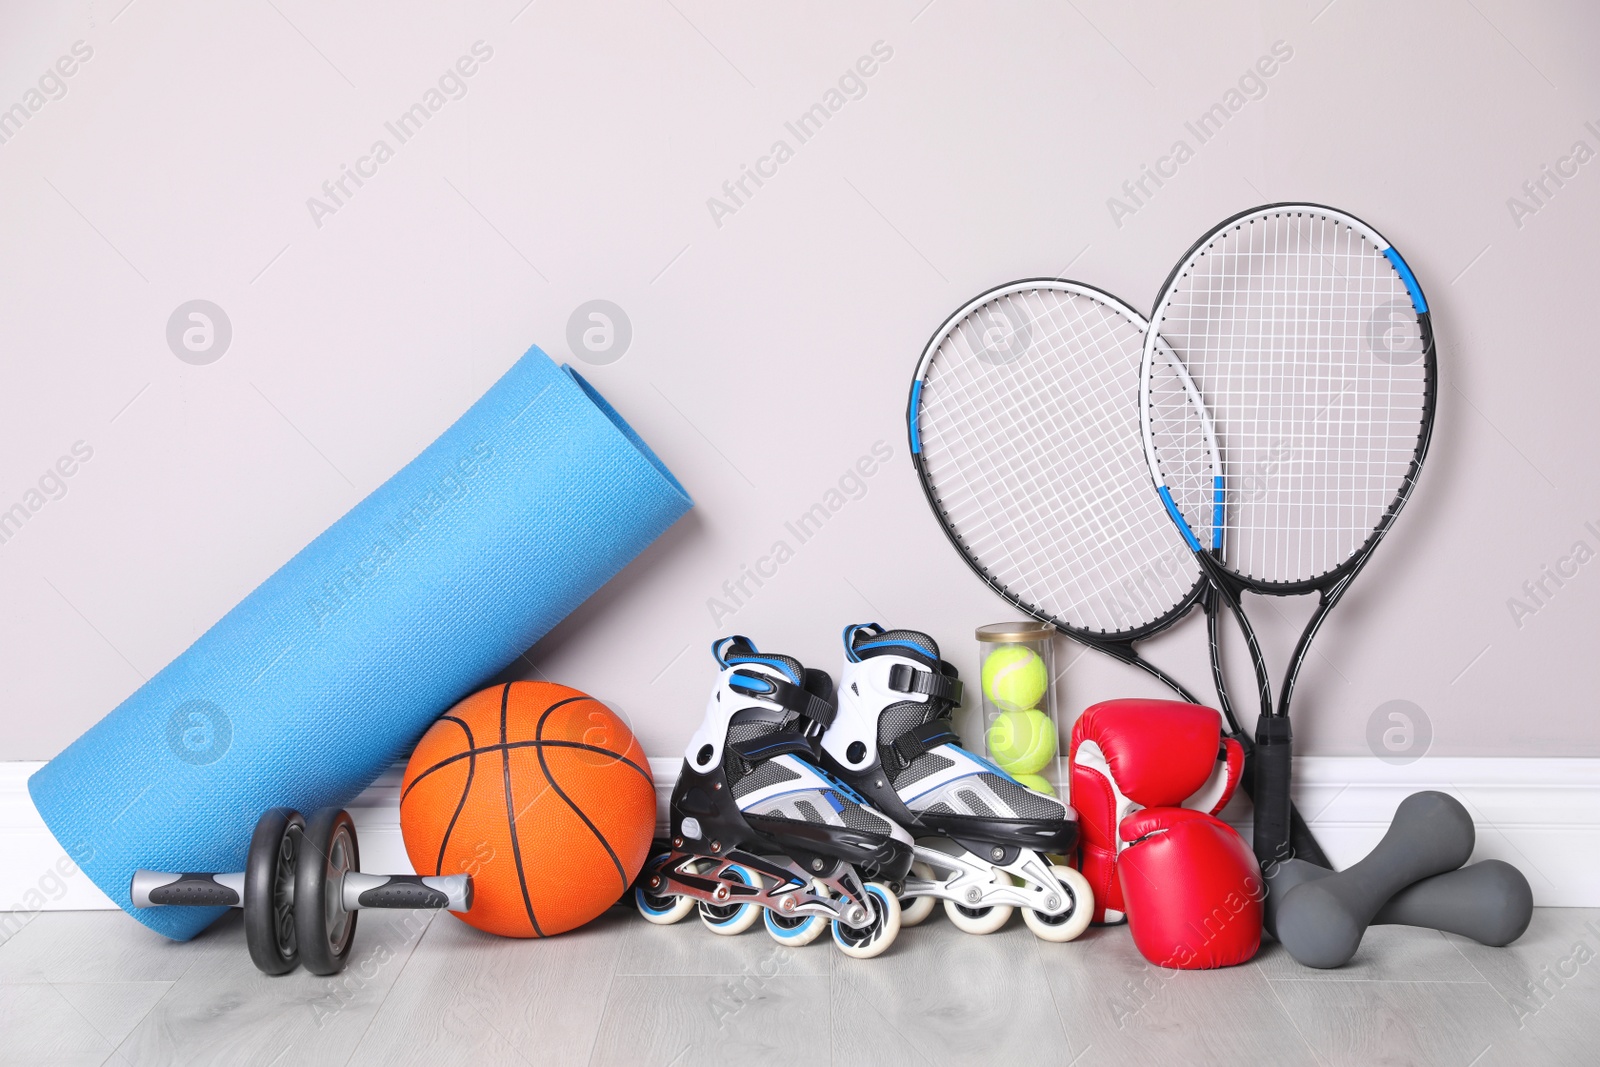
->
[[819, 624, 1092, 941]]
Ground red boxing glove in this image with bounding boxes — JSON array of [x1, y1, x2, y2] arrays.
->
[[1069, 699, 1244, 922], [1117, 807, 1263, 969]]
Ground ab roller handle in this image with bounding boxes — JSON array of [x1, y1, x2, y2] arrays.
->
[[131, 807, 471, 977]]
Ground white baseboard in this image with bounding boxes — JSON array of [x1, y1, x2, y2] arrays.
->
[[5, 757, 1597, 912]]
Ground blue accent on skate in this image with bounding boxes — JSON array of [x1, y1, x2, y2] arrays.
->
[[765, 908, 824, 944], [718, 637, 802, 685], [27, 348, 692, 942], [634, 853, 684, 917], [1384, 246, 1428, 314], [736, 735, 803, 758], [843, 623, 883, 663], [634, 886, 682, 918], [908, 380, 924, 455], [831, 882, 892, 953], [700, 865, 759, 930], [755, 775, 869, 811], [855, 638, 935, 662], [725, 654, 801, 684], [946, 743, 1025, 786], [813, 763, 871, 807], [728, 670, 776, 696], [1212, 475, 1224, 553], [1158, 486, 1202, 552], [711, 636, 741, 669], [902, 744, 1022, 806]]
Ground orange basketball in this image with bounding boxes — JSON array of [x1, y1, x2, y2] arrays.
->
[[400, 681, 655, 937]]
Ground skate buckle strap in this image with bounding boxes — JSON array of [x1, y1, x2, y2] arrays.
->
[[770, 678, 837, 728], [727, 672, 835, 727], [890, 718, 960, 765], [729, 729, 820, 762], [888, 663, 964, 706]]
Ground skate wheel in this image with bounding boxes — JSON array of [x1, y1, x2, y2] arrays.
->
[[635, 854, 695, 925], [1022, 864, 1093, 943], [832, 882, 901, 959], [898, 862, 937, 928], [942, 867, 1014, 935], [764, 908, 826, 947], [699, 863, 761, 936]]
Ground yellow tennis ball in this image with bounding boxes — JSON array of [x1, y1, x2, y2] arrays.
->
[[981, 646, 1048, 712], [986, 708, 1056, 776], [1011, 772, 1055, 796]]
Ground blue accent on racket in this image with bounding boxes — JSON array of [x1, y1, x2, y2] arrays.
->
[[909, 380, 924, 454], [1158, 486, 1201, 553], [1384, 247, 1428, 314], [1211, 475, 1224, 553]]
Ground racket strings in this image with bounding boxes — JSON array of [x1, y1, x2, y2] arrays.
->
[[1148, 211, 1429, 585], [918, 285, 1199, 634]]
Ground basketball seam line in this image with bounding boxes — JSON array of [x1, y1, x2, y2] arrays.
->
[[402, 739, 651, 799], [432, 715, 475, 878], [501, 683, 545, 938], [536, 696, 628, 894]]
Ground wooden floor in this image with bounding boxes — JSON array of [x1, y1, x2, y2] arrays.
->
[[0, 904, 1595, 1066]]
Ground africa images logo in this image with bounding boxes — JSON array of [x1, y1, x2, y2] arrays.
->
[[166, 699, 233, 766]]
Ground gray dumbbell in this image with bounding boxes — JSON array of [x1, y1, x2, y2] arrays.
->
[[132, 806, 471, 976], [1267, 856, 1531, 949], [1273, 791, 1530, 968]]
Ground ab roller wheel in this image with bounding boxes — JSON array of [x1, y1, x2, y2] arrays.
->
[[296, 806, 359, 976], [131, 806, 472, 976], [246, 807, 303, 975]]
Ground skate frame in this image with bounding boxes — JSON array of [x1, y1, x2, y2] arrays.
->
[[907, 843, 1068, 915], [649, 849, 878, 930]]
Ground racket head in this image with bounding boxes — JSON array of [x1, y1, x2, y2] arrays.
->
[[1140, 204, 1437, 595], [909, 279, 1206, 644]]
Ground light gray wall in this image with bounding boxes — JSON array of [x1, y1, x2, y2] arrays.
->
[[3, 0, 1596, 763]]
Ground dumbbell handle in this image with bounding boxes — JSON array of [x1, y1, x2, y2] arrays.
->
[[132, 869, 471, 913], [342, 873, 472, 912], [132, 871, 245, 908]]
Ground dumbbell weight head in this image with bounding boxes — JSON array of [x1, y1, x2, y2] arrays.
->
[[1262, 857, 1331, 941], [295, 807, 360, 977]]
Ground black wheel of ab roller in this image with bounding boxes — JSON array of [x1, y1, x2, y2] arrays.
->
[[244, 807, 304, 976], [295, 806, 360, 976]]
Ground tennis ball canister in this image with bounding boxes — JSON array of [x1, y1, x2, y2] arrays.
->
[[976, 622, 1060, 788], [981, 646, 1048, 712], [987, 709, 1056, 776]]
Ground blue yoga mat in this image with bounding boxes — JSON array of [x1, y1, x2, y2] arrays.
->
[[30, 347, 691, 940]]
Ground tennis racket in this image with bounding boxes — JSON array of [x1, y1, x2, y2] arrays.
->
[[1139, 204, 1437, 869], [907, 279, 1326, 860]]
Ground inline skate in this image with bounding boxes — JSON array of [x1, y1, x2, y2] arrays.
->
[[818, 623, 1092, 941], [634, 636, 913, 958]]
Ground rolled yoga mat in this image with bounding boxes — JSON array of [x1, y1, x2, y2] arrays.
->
[[29, 347, 691, 940]]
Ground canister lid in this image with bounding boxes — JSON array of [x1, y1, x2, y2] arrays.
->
[[975, 621, 1054, 643]]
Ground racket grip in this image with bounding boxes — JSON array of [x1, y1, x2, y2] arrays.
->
[[1240, 743, 1330, 869], [1253, 717, 1294, 868]]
